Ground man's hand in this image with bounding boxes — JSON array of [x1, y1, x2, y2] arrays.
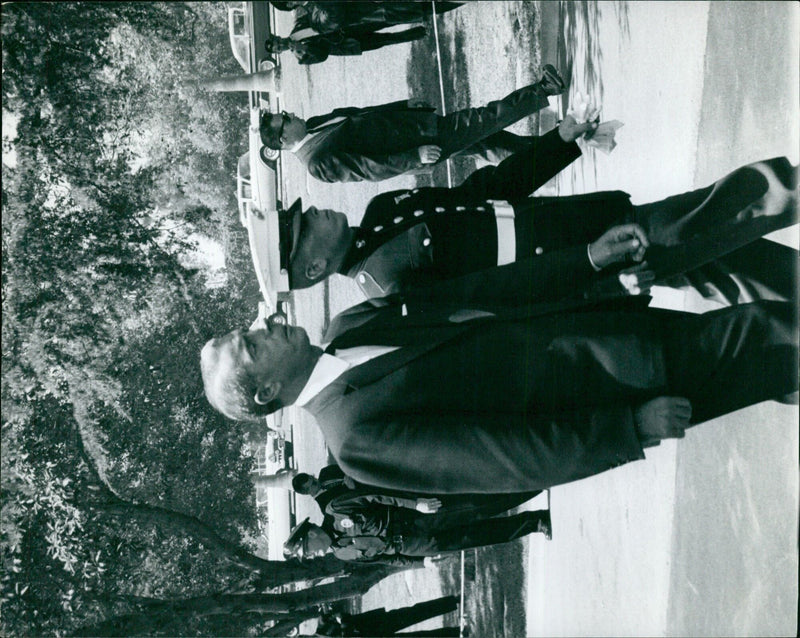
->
[[618, 262, 656, 296], [418, 145, 442, 164], [558, 114, 599, 142], [588, 224, 649, 269], [634, 397, 692, 447], [423, 554, 445, 567], [408, 98, 434, 109], [415, 497, 442, 514]]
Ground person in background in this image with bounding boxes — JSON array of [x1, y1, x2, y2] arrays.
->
[[259, 65, 566, 182]]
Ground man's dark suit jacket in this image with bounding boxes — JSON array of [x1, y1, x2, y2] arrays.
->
[[294, 100, 439, 183], [305, 240, 669, 494], [306, 1, 428, 34]]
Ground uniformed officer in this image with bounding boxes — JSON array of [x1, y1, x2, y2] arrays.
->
[[283, 491, 551, 566], [292, 465, 546, 542], [266, 133, 796, 304]]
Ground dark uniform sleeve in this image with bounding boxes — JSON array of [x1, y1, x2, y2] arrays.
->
[[455, 127, 582, 202], [309, 149, 422, 183], [359, 99, 435, 114], [326, 490, 418, 515]]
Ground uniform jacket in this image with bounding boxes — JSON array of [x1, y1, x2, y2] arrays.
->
[[338, 127, 631, 297], [342, 150, 798, 301], [314, 464, 540, 524], [322, 486, 537, 564], [322, 491, 419, 566]]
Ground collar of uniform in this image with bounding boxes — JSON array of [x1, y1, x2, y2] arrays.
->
[[338, 228, 370, 275], [295, 353, 350, 407]]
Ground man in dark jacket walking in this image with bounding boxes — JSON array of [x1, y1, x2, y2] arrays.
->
[[202, 247, 797, 495], [259, 65, 566, 182]]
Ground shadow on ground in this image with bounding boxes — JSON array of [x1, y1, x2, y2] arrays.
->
[[437, 541, 528, 638]]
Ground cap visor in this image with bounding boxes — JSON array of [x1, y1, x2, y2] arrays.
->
[[288, 198, 303, 262]]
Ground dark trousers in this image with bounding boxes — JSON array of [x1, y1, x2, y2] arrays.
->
[[354, 26, 427, 51], [395, 510, 548, 556], [346, 596, 458, 636], [659, 300, 798, 425], [435, 83, 550, 165], [633, 158, 798, 304]]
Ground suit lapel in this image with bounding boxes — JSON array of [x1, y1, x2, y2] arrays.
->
[[318, 293, 653, 397], [337, 340, 443, 393]]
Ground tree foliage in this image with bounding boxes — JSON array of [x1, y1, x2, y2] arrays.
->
[[0, 3, 350, 635]]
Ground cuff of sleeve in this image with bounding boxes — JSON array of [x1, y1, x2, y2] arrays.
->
[[587, 244, 602, 271]]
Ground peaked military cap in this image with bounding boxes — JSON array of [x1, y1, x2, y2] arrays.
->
[[283, 517, 313, 560]]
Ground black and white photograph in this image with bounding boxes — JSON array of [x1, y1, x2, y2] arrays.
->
[[2, 2, 798, 636]]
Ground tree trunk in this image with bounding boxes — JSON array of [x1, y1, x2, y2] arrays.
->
[[253, 468, 298, 491], [72, 568, 396, 637], [188, 68, 280, 93], [73, 418, 353, 586]]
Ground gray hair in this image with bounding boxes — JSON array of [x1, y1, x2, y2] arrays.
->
[[200, 338, 275, 422]]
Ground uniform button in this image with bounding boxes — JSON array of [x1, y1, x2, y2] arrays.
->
[[413, 209, 424, 217], [476, 206, 486, 212], [393, 216, 403, 224], [434, 207, 445, 213], [373, 225, 383, 232], [358, 274, 366, 284], [456, 206, 466, 211], [422, 238, 431, 247], [535, 246, 544, 255], [355, 239, 365, 249], [411, 189, 419, 194]]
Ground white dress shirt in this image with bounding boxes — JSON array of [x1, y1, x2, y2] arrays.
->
[[295, 346, 399, 407]]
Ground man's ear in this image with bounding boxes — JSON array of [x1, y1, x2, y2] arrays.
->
[[254, 381, 281, 406], [305, 258, 328, 282]]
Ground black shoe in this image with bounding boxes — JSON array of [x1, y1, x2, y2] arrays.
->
[[538, 64, 565, 95], [537, 511, 552, 540]]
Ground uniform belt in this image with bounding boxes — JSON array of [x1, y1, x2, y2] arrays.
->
[[489, 200, 516, 266]]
